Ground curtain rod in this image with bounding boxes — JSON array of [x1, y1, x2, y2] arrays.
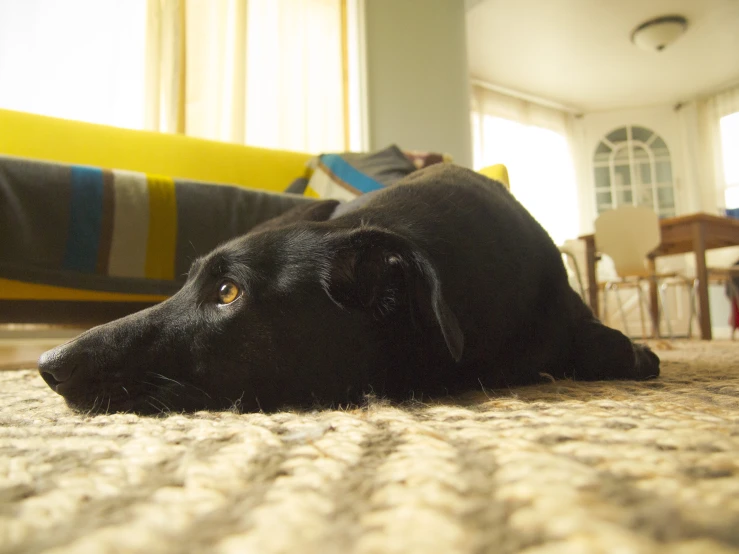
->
[[470, 78, 583, 115]]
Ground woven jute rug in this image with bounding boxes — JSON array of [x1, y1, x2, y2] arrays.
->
[[1, 340, 738, 554]]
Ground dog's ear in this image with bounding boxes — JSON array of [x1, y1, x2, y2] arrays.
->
[[324, 228, 464, 362]]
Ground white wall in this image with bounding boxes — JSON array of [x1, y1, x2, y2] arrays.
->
[[363, 0, 473, 167]]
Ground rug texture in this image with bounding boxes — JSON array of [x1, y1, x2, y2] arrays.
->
[[1, 341, 738, 554]]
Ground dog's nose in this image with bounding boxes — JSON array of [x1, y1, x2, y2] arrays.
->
[[38, 345, 80, 394]]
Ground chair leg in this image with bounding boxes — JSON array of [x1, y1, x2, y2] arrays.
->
[[657, 282, 674, 339], [635, 283, 649, 339], [691, 279, 701, 339], [569, 254, 586, 300], [686, 279, 697, 339], [614, 286, 631, 337]]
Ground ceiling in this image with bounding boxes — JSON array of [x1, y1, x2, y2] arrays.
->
[[466, 0, 739, 112]]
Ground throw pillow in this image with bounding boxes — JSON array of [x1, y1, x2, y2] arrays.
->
[[304, 145, 417, 200]]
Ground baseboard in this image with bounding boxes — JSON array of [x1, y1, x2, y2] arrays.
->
[[711, 326, 735, 340]]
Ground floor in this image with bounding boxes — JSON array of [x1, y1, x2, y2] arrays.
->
[[0, 327, 86, 371], [2, 340, 737, 553]]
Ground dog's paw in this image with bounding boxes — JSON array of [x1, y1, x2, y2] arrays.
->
[[632, 343, 660, 380]]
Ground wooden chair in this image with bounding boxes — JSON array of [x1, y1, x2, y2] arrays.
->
[[594, 206, 695, 338]]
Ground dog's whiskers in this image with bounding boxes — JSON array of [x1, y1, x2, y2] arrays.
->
[[146, 400, 165, 415], [147, 374, 213, 400], [147, 395, 171, 415], [121, 386, 130, 396], [184, 382, 212, 400], [148, 372, 185, 387], [86, 395, 100, 416]]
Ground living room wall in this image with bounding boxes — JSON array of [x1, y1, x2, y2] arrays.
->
[[363, 0, 473, 167]]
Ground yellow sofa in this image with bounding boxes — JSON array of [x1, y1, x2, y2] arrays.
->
[[0, 108, 312, 305], [1, 108, 508, 318]]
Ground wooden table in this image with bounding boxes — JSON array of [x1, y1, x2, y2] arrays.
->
[[580, 213, 739, 340]]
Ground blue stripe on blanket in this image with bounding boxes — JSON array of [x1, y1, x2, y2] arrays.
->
[[321, 154, 385, 194], [63, 166, 104, 272]]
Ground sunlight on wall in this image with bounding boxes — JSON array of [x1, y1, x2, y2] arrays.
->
[[472, 114, 580, 245], [0, 0, 147, 129], [720, 112, 739, 209]]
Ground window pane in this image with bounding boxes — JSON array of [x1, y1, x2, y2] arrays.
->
[[607, 127, 627, 142], [594, 166, 611, 189], [631, 126, 653, 143], [639, 163, 652, 184], [614, 164, 631, 186], [595, 141, 611, 154], [632, 146, 649, 163], [596, 191, 613, 209], [651, 136, 669, 155], [617, 189, 633, 205], [657, 187, 675, 208], [656, 161, 673, 183], [637, 189, 654, 208]]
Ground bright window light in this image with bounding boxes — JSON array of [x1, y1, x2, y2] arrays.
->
[[0, 0, 147, 129], [472, 114, 580, 245], [720, 111, 739, 209]]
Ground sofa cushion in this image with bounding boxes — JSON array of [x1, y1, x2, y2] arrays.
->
[[304, 145, 417, 200]]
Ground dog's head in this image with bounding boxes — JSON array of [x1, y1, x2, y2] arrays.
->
[[38, 224, 463, 414]]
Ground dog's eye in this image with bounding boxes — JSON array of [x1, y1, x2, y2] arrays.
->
[[217, 281, 241, 305]]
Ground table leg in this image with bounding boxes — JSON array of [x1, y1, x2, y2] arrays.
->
[[692, 222, 711, 340], [647, 258, 659, 338]]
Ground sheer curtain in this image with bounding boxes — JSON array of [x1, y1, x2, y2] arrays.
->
[[0, 0, 148, 129], [696, 84, 739, 212], [172, 0, 344, 151], [471, 85, 580, 246], [0, 0, 345, 153]]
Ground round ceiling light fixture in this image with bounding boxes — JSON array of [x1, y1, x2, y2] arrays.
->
[[631, 15, 688, 52]]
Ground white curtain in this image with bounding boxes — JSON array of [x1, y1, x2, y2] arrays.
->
[[0, 0, 345, 153], [146, 0, 187, 133], [471, 85, 581, 246], [148, 0, 345, 151], [0, 0, 148, 129], [696, 84, 739, 211]]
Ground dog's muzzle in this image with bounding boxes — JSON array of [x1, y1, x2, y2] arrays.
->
[[38, 341, 86, 396]]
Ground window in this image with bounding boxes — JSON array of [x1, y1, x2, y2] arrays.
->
[[0, 0, 148, 129], [0, 0, 348, 152], [593, 125, 676, 218], [720, 112, 739, 209], [472, 113, 579, 246]]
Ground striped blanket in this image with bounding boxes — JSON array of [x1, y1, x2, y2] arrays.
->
[[0, 155, 314, 295]]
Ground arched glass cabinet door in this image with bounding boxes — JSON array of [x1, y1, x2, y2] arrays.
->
[[593, 125, 676, 218]]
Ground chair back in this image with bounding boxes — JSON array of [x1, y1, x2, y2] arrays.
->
[[594, 206, 660, 278]]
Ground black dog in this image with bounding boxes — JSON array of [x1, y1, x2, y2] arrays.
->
[[38, 165, 659, 414]]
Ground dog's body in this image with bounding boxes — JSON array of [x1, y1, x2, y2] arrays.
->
[[39, 165, 659, 413]]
